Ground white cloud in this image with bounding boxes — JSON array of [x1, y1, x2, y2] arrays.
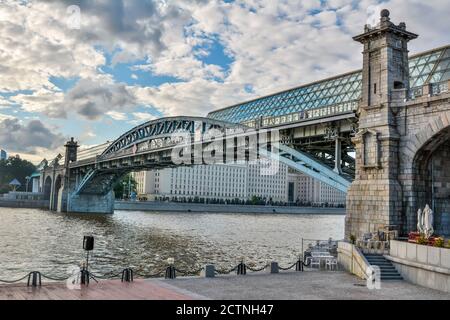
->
[[0, 113, 16, 121], [1, 0, 450, 161], [107, 111, 129, 121], [130, 112, 158, 124]]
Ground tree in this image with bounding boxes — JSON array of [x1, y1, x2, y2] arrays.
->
[[0, 155, 36, 194], [113, 173, 137, 199]]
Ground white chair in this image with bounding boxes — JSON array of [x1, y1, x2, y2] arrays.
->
[[326, 258, 338, 270], [310, 257, 321, 269]]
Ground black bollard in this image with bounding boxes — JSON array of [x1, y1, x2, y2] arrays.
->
[[165, 266, 176, 279], [237, 262, 247, 275], [121, 268, 134, 282], [296, 260, 304, 272], [27, 272, 42, 287]]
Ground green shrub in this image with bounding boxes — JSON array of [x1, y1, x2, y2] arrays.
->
[[434, 237, 445, 248], [447, 240, 450, 249], [349, 234, 356, 244], [417, 235, 428, 245]]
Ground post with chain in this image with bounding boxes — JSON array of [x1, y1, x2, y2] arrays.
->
[[270, 262, 279, 274], [121, 268, 134, 282], [237, 261, 247, 275], [165, 258, 176, 279], [27, 272, 42, 287]]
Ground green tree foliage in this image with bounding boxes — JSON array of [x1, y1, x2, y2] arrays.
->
[[113, 173, 137, 199], [0, 155, 36, 194]]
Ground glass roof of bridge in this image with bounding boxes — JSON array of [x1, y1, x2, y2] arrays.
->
[[208, 46, 450, 124]]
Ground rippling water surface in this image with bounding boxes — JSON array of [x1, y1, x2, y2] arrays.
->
[[0, 208, 344, 279]]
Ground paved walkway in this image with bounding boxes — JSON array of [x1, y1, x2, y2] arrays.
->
[[0, 279, 207, 300], [1, 271, 449, 300], [164, 271, 450, 300]]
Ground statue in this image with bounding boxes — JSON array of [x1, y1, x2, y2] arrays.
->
[[423, 204, 434, 239], [417, 208, 424, 234]]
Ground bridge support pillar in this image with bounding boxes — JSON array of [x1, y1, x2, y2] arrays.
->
[[346, 9, 417, 239], [67, 191, 115, 214], [333, 137, 342, 175]]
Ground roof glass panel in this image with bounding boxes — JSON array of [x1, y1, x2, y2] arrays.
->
[[208, 46, 450, 124]]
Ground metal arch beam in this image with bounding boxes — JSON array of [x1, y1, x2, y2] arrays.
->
[[74, 169, 97, 195], [101, 116, 243, 157], [260, 144, 351, 193]]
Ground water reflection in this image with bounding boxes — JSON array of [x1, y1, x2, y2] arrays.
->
[[0, 208, 344, 279]]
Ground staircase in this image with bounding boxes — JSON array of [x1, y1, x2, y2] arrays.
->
[[364, 254, 403, 281]]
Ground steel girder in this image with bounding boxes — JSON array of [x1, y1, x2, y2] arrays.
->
[[260, 144, 351, 193]]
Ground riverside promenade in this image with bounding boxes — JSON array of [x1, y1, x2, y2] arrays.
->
[[1, 271, 449, 300], [115, 201, 346, 215]]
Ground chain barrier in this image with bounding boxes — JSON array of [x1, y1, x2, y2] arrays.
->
[[247, 264, 270, 272], [174, 267, 204, 276], [278, 262, 297, 271], [0, 256, 321, 286], [0, 273, 30, 284], [215, 265, 238, 275]]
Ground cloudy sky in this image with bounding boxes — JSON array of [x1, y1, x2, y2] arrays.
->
[[0, 0, 449, 162]]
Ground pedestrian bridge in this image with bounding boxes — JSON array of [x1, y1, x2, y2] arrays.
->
[[40, 116, 351, 214], [39, 10, 450, 239]]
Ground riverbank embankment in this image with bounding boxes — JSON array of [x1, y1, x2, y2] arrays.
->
[[115, 201, 345, 215]]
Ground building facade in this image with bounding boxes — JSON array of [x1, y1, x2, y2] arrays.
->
[[133, 160, 291, 203], [133, 159, 345, 205], [288, 170, 346, 205], [0, 149, 7, 160]]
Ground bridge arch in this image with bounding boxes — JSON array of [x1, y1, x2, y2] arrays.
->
[[52, 174, 63, 212], [43, 176, 52, 201], [407, 119, 450, 236], [100, 116, 243, 159]]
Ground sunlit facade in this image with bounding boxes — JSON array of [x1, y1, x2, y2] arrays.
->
[[134, 161, 290, 203]]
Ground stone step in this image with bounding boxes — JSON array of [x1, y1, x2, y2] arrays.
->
[[381, 276, 404, 281], [380, 271, 401, 275], [363, 254, 403, 281], [370, 263, 394, 267]]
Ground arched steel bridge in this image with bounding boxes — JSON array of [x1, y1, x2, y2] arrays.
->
[[55, 116, 352, 200]]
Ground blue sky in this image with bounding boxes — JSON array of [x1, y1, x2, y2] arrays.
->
[[0, 0, 449, 162]]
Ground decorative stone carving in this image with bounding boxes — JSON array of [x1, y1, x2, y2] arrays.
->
[[417, 208, 424, 234], [423, 204, 434, 239]]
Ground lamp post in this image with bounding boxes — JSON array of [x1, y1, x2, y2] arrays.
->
[[122, 181, 127, 199], [25, 176, 31, 193]]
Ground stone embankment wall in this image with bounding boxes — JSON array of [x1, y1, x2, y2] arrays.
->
[[386, 240, 450, 292], [115, 201, 346, 215]]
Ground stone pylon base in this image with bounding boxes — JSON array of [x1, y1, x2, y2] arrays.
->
[[345, 179, 403, 240], [67, 191, 115, 214]]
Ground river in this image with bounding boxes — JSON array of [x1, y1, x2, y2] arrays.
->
[[0, 208, 344, 280]]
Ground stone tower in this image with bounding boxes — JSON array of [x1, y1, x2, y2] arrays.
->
[[345, 10, 418, 239], [64, 137, 79, 167]]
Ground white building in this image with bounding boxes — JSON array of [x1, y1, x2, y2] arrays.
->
[[133, 170, 155, 196], [288, 170, 346, 205], [163, 164, 248, 200], [133, 161, 345, 205], [133, 160, 288, 202], [247, 160, 288, 202]]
